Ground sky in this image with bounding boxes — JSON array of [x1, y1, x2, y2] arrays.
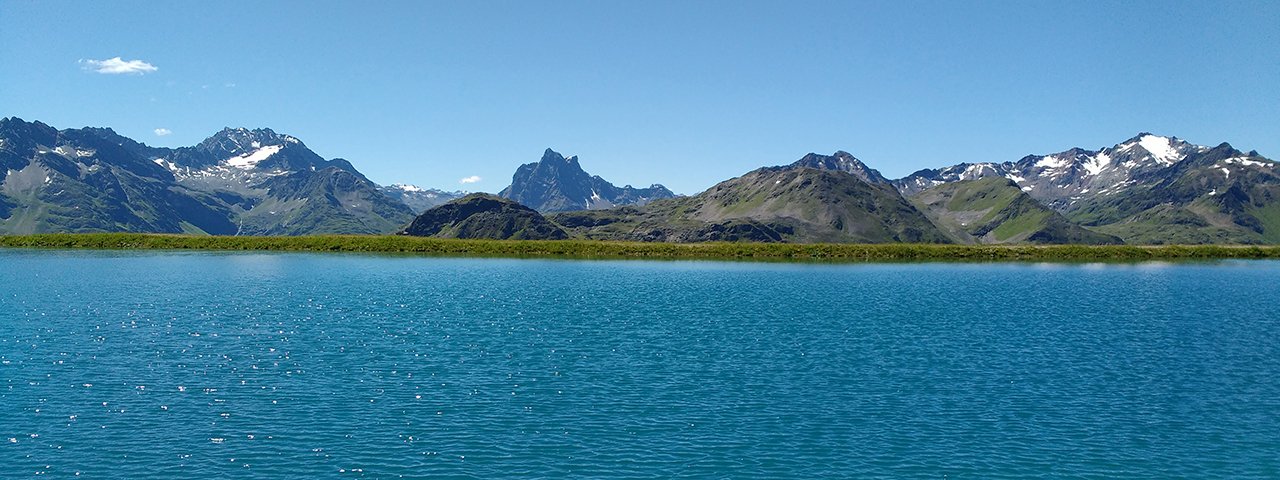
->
[[2, 1, 1277, 195]]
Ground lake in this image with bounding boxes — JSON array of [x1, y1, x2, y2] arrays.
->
[[1, 250, 1278, 478]]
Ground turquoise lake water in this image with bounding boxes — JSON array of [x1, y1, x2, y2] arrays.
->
[[1, 250, 1278, 478]]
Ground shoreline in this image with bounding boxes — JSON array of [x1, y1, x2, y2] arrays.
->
[[3, 233, 1280, 262]]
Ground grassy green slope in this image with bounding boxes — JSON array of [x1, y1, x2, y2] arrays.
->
[[911, 177, 1121, 245], [554, 167, 950, 244]]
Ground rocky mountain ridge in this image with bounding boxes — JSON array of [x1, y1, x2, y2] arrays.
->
[[894, 133, 1280, 243], [6, 116, 1278, 244], [498, 148, 675, 212], [0, 117, 414, 235], [379, 184, 465, 214]]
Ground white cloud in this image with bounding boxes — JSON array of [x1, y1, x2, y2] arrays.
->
[[154, 128, 172, 137], [80, 57, 158, 75], [459, 175, 482, 184]]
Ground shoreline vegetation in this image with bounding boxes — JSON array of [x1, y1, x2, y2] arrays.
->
[[3, 233, 1280, 262]]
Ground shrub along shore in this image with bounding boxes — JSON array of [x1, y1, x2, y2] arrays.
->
[[3, 233, 1280, 262]]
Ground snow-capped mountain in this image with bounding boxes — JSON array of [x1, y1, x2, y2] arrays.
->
[[155, 128, 364, 183], [378, 184, 464, 214], [0, 118, 414, 235], [893, 133, 1280, 244], [6, 117, 1279, 244], [894, 133, 1210, 209]]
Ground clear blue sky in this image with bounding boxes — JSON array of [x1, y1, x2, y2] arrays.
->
[[2, 1, 1277, 194]]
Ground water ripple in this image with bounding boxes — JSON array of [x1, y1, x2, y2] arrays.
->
[[1, 252, 1278, 477]]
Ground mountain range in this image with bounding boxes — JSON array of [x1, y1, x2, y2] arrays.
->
[[379, 184, 464, 214], [5, 116, 1278, 244], [0, 118, 415, 235], [896, 134, 1280, 244], [405, 135, 1280, 245]]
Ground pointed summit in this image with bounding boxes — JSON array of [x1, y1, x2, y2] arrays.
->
[[541, 148, 565, 162], [499, 148, 674, 212], [193, 127, 300, 162], [789, 150, 890, 185], [1116, 133, 1196, 166]]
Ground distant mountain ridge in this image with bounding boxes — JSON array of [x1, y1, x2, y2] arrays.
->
[[894, 134, 1207, 206], [5, 116, 1279, 244], [499, 148, 675, 212], [550, 153, 951, 243], [0, 117, 414, 235], [379, 184, 464, 214], [894, 133, 1280, 244]]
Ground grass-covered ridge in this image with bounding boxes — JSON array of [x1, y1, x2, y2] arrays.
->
[[910, 177, 1121, 245], [3, 233, 1280, 261]]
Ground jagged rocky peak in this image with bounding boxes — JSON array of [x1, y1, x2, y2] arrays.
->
[[197, 127, 303, 158], [541, 147, 579, 164], [789, 150, 890, 184], [525, 148, 589, 179], [0, 117, 59, 149], [155, 126, 330, 174], [893, 133, 1218, 201], [1012, 133, 1207, 183], [892, 163, 1013, 197], [0, 119, 417, 235], [1113, 133, 1202, 165], [499, 147, 675, 212]]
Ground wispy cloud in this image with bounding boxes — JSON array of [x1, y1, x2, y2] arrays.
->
[[459, 175, 482, 184], [154, 128, 172, 137], [80, 57, 158, 75]]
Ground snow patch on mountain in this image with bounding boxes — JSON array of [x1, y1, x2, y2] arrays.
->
[[1035, 155, 1070, 170], [893, 133, 1223, 210], [153, 158, 179, 172], [1222, 157, 1272, 168], [225, 145, 282, 169], [1136, 135, 1180, 165], [390, 183, 425, 192], [1082, 151, 1111, 176]]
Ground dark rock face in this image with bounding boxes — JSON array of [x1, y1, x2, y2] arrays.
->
[[401, 194, 567, 240], [499, 148, 674, 212], [789, 151, 890, 185]]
